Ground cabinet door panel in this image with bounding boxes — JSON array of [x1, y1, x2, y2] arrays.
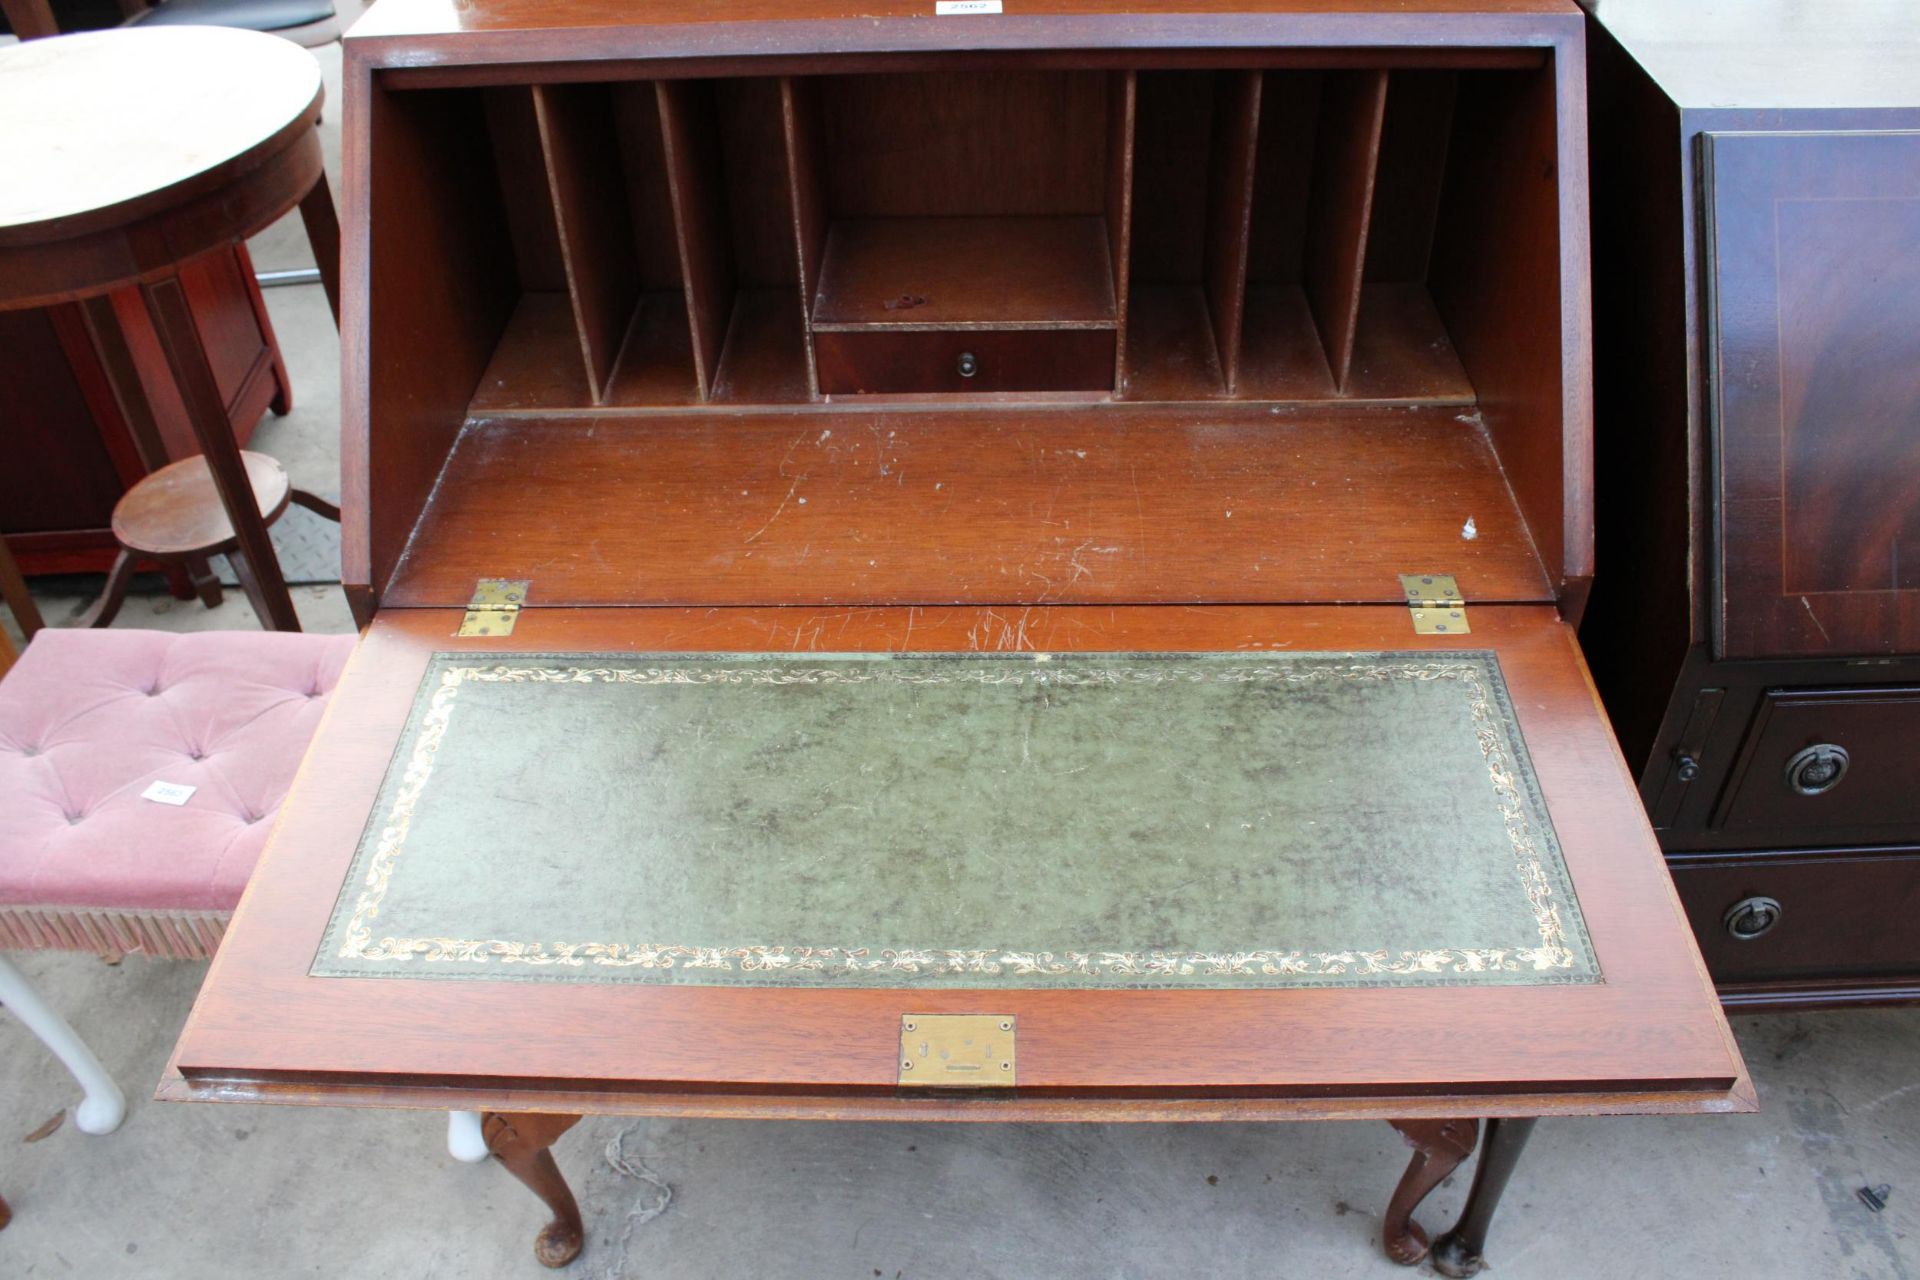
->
[[1705, 130, 1920, 659]]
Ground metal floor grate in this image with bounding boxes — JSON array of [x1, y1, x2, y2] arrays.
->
[[215, 500, 341, 586]]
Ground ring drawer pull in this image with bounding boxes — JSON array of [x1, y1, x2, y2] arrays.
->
[[956, 351, 979, 378], [1723, 896, 1784, 942], [1784, 744, 1849, 796]]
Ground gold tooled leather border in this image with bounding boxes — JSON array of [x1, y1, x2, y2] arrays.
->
[[331, 656, 1592, 984]]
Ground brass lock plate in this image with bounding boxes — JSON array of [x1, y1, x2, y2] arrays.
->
[[899, 1014, 1015, 1088]]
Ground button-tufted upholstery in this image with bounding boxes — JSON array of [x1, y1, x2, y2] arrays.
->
[[0, 629, 354, 957]]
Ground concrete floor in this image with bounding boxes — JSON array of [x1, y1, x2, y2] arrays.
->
[[1, 952, 1917, 1279], [4, 31, 1919, 1280]]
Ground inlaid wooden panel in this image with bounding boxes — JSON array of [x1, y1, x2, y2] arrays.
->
[[1705, 129, 1920, 658]]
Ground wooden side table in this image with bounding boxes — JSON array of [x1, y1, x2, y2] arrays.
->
[[80, 450, 340, 627], [0, 26, 339, 631]]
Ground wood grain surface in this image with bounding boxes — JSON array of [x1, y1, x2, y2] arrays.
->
[[812, 217, 1118, 330], [1704, 129, 1920, 659], [379, 405, 1552, 608], [347, 0, 1581, 44], [110, 452, 291, 556]]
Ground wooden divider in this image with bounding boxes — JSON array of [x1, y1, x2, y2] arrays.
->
[[1106, 69, 1137, 393], [483, 88, 567, 298], [467, 66, 1470, 411], [781, 76, 828, 401], [531, 84, 642, 405], [1364, 70, 1458, 283], [1301, 69, 1388, 391], [1204, 70, 1263, 394], [605, 83, 698, 407], [656, 80, 734, 400]]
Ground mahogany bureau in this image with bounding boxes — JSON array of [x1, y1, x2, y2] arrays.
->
[[164, 1, 1751, 1271], [1581, 0, 1920, 1010]]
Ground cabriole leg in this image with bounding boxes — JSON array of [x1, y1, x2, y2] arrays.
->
[[0, 955, 127, 1135], [1430, 1116, 1537, 1278], [483, 1112, 585, 1268], [1382, 1118, 1479, 1265]]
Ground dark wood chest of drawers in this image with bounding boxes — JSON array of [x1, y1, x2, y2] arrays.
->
[[1581, 0, 1920, 1008]]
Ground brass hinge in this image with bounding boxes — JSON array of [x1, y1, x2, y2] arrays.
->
[[457, 579, 529, 637], [1399, 573, 1469, 635], [899, 1014, 1015, 1088]]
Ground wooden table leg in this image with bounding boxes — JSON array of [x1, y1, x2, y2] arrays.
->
[[297, 170, 343, 328], [1382, 1118, 1478, 1266], [483, 1112, 586, 1269], [1430, 1116, 1537, 1278], [78, 550, 136, 629], [291, 489, 342, 522], [0, 531, 44, 638], [77, 295, 172, 474], [139, 275, 301, 632], [184, 555, 224, 609], [0, 0, 60, 40]]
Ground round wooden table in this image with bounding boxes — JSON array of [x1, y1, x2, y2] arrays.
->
[[0, 26, 340, 631]]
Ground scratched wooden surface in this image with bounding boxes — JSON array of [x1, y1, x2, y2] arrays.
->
[[382, 406, 1549, 608]]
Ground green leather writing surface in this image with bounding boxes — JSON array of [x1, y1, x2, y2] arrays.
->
[[314, 652, 1597, 988]]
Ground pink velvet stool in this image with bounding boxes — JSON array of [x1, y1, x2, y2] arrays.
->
[[0, 628, 354, 1131]]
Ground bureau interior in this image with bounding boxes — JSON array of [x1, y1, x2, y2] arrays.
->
[[358, 55, 1576, 610]]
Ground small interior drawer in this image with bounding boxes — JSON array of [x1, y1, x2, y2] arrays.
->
[[1713, 686, 1920, 838], [1670, 849, 1920, 985], [813, 329, 1117, 395]]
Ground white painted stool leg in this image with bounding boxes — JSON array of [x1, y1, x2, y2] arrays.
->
[[448, 1109, 489, 1162], [0, 955, 127, 1134]]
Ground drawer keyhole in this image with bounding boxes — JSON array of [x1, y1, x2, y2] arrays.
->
[[1723, 896, 1784, 942], [1784, 744, 1849, 796], [956, 351, 979, 379]]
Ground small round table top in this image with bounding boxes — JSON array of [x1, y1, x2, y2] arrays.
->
[[113, 451, 292, 557], [0, 26, 323, 242]]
